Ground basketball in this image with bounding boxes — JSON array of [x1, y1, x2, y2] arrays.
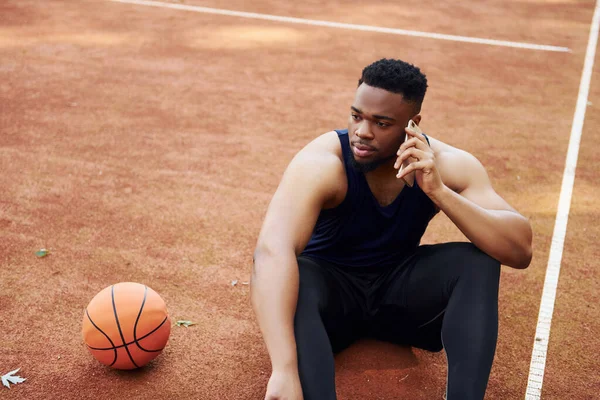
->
[[82, 282, 171, 370]]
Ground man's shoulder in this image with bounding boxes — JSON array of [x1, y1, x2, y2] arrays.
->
[[428, 135, 463, 155], [286, 131, 346, 207], [305, 130, 344, 154], [431, 137, 486, 192], [294, 130, 344, 167]]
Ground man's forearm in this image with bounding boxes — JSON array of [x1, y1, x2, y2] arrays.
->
[[430, 186, 533, 269], [251, 250, 300, 371]]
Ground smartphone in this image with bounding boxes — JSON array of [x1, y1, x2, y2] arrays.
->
[[398, 120, 422, 187]]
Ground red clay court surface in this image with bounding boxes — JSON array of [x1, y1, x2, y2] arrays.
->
[[1, 0, 599, 399]]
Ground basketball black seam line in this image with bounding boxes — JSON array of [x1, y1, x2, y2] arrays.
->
[[85, 308, 118, 366], [132, 286, 153, 352], [86, 316, 168, 352], [112, 284, 140, 368]]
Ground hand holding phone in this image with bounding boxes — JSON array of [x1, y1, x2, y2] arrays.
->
[[398, 120, 422, 187]]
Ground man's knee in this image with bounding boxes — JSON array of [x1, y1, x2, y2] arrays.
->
[[455, 243, 500, 283]]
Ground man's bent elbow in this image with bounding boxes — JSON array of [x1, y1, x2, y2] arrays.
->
[[508, 218, 533, 269], [511, 227, 533, 269], [519, 222, 534, 269], [514, 245, 533, 269]]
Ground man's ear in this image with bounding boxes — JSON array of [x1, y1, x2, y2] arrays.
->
[[412, 114, 422, 125]]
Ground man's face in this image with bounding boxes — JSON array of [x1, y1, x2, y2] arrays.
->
[[348, 83, 419, 173]]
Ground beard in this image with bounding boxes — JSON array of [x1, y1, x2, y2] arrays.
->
[[348, 152, 396, 173]]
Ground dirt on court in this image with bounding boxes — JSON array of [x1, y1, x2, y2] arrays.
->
[[1, 0, 598, 399]]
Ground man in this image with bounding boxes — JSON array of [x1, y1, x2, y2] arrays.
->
[[251, 58, 533, 400]]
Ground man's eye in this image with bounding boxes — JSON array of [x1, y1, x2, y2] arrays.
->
[[351, 114, 360, 120], [377, 122, 389, 127]]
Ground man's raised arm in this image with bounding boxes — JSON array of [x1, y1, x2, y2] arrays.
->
[[396, 129, 533, 269]]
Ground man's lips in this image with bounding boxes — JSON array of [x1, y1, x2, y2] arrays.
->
[[352, 142, 376, 157]]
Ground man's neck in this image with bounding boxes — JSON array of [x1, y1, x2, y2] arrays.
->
[[364, 159, 398, 182]]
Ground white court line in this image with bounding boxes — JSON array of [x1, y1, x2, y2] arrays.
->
[[525, 1, 600, 399], [109, 0, 570, 52]]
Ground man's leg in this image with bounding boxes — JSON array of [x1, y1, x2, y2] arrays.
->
[[294, 256, 365, 400], [370, 242, 501, 400]]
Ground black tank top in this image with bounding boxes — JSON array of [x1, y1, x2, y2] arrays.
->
[[301, 129, 438, 269]]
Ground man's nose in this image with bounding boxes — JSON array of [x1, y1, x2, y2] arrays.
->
[[355, 121, 373, 139]]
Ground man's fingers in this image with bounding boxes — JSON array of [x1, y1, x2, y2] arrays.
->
[[397, 137, 428, 155], [394, 148, 428, 169], [396, 160, 426, 179], [404, 126, 427, 143]]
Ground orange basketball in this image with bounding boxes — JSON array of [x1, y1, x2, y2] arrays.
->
[[82, 282, 171, 370]]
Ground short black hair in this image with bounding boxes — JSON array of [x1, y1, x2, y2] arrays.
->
[[358, 58, 428, 113]]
